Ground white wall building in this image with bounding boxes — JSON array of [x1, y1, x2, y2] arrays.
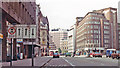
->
[[68, 24, 76, 53], [50, 28, 69, 52]]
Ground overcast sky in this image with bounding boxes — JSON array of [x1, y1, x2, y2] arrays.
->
[[36, 0, 120, 29]]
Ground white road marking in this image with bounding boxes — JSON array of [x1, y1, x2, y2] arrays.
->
[[62, 58, 75, 66]]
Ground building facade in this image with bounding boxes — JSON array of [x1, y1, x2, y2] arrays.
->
[[50, 28, 69, 53], [0, 1, 36, 61], [68, 24, 76, 54], [40, 16, 49, 56], [49, 35, 56, 50], [76, 7, 118, 54], [118, 1, 120, 49]]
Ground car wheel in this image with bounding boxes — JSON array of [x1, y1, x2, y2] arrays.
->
[[116, 57, 119, 59], [106, 56, 108, 58], [58, 56, 59, 58], [101, 56, 102, 58], [112, 56, 114, 59]]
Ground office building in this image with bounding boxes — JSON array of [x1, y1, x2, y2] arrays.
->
[[76, 7, 118, 54]]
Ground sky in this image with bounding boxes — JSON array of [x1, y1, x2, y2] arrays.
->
[[36, 0, 120, 29]]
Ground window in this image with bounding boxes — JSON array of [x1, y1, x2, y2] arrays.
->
[[104, 26, 109, 29], [91, 25, 93, 29], [104, 31, 109, 34], [91, 40, 93, 43], [32, 29, 34, 35], [104, 35, 109, 39], [25, 29, 27, 36], [18, 29, 20, 36], [94, 25, 98, 29], [104, 22, 109, 25], [91, 30, 93, 33], [104, 40, 109, 43], [94, 30, 98, 33]]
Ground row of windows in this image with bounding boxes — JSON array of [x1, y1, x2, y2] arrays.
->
[[104, 40, 109, 43], [104, 22, 109, 25], [85, 21, 100, 24], [87, 16, 100, 20], [104, 26, 109, 29], [104, 31, 109, 34], [86, 40, 99, 43], [88, 13, 103, 16], [104, 35, 110, 39]]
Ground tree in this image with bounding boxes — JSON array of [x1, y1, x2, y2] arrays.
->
[[58, 48, 62, 53]]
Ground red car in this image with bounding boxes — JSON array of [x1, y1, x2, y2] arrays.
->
[[53, 53, 59, 58], [92, 52, 102, 57]]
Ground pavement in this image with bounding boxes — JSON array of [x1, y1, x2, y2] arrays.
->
[[2, 56, 52, 66]]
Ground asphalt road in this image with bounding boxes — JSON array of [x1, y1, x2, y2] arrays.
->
[[43, 57, 119, 68]]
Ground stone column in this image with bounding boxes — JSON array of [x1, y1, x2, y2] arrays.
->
[[2, 13, 7, 62]]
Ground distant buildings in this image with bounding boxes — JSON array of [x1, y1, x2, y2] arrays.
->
[[49, 35, 56, 50], [50, 28, 69, 53], [76, 7, 118, 54]]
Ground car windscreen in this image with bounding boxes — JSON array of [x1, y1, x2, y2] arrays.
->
[[54, 53, 58, 55]]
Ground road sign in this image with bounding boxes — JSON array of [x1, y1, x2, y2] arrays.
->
[[8, 25, 36, 39], [8, 26, 16, 38], [8, 27, 16, 35]]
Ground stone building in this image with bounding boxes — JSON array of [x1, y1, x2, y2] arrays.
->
[[76, 7, 118, 54], [0, 1, 36, 61]]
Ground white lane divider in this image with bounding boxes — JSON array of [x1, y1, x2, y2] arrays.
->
[[62, 58, 75, 66]]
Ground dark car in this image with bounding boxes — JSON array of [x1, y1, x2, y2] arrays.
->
[[65, 52, 71, 57], [53, 53, 59, 58], [92, 52, 102, 57], [111, 51, 120, 59]]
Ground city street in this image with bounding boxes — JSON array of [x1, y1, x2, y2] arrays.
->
[[2, 56, 119, 68], [44, 57, 118, 66]]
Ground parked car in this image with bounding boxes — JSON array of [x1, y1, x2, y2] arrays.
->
[[106, 49, 116, 58], [111, 51, 120, 59], [60, 53, 65, 56], [92, 52, 102, 57], [53, 53, 59, 58], [65, 52, 71, 57]]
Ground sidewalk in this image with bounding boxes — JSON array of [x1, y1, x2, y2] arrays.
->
[[74, 55, 106, 58], [1, 56, 52, 67]]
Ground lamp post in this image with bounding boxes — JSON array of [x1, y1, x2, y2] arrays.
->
[[10, 23, 16, 67], [10, 38, 12, 66], [32, 33, 34, 66]]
